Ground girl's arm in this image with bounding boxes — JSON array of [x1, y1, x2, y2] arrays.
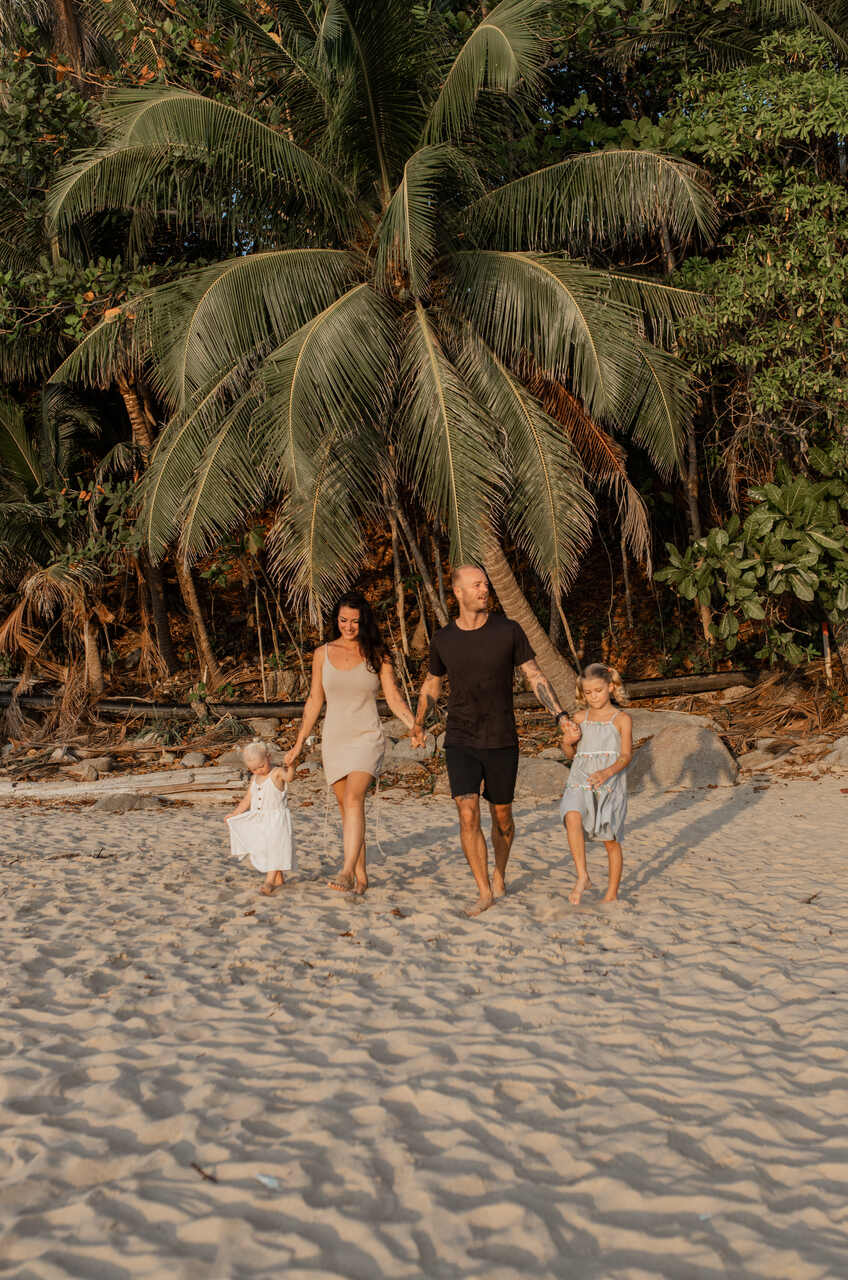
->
[[379, 660, 415, 730], [270, 764, 295, 789], [588, 712, 633, 785], [561, 710, 586, 761], [226, 784, 251, 819], [284, 648, 326, 766]]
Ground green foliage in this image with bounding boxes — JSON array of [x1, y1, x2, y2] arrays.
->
[[657, 460, 848, 664]]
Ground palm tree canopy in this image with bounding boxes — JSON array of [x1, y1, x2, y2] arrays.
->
[[48, 0, 716, 618]]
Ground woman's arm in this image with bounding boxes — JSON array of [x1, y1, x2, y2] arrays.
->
[[411, 672, 442, 748], [380, 660, 415, 730], [586, 712, 633, 786], [226, 784, 251, 819], [284, 648, 326, 766]]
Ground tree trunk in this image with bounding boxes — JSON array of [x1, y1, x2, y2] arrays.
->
[[117, 375, 154, 454], [483, 541, 577, 711], [140, 554, 179, 675], [389, 511, 409, 656], [393, 501, 449, 627], [175, 558, 220, 687], [52, 0, 83, 71], [83, 613, 105, 696]]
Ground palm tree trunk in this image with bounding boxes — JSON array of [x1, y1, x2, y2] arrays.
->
[[175, 558, 220, 687], [483, 541, 577, 711], [83, 613, 105, 696], [117, 375, 154, 454], [139, 554, 179, 675], [392, 501, 449, 627], [52, 0, 83, 72], [389, 511, 409, 656]]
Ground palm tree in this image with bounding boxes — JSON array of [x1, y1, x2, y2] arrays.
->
[[47, 0, 715, 704]]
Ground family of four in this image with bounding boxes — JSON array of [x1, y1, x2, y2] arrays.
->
[[227, 566, 633, 914]]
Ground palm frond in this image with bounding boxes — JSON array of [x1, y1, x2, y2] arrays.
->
[[604, 272, 705, 347], [256, 282, 397, 491], [625, 339, 691, 478], [466, 149, 717, 253], [397, 303, 502, 565], [376, 145, 483, 296], [458, 339, 594, 594], [424, 0, 549, 143], [48, 88, 356, 236], [0, 397, 42, 498]]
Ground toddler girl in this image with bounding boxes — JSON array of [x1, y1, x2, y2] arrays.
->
[[559, 664, 632, 905], [227, 741, 295, 895]]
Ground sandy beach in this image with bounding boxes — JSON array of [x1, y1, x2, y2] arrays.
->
[[1, 778, 847, 1278]]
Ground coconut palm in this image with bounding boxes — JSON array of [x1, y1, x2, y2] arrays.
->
[[47, 0, 715, 703]]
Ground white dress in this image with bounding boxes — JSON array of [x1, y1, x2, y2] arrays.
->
[[228, 773, 295, 873]]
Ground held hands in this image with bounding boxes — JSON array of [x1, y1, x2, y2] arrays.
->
[[283, 745, 300, 769], [410, 722, 426, 750], [560, 718, 581, 747]]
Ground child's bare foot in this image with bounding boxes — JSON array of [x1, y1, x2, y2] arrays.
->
[[328, 871, 355, 893], [464, 892, 494, 917], [260, 871, 284, 895], [492, 870, 506, 899], [569, 876, 592, 905]]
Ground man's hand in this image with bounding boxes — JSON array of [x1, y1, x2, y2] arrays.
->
[[560, 718, 581, 747], [410, 722, 426, 750]]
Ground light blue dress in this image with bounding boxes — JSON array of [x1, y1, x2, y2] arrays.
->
[[559, 713, 627, 842]]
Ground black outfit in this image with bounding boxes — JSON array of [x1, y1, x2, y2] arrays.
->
[[428, 613, 534, 803]]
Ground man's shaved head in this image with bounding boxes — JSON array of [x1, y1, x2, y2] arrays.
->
[[451, 564, 486, 587]]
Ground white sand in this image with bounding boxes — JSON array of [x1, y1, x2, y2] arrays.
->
[[1, 778, 847, 1278]]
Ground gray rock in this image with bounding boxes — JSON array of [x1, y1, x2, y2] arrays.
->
[[217, 748, 247, 768], [435, 732, 445, 752], [92, 793, 167, 814], [628, 723, 738, 794], [67, 763, 99, 782], [87, 755, 113, 774], [380, 716, 410, 739], [736, 750, 781, 772], [627, 708, 715, 742], [384, 733, 436, 763], [824, 735, 848, 768], [0, 742, 13, 760], [158, 751, 177, 765], [246, 717, 280, 739], [180, 751, 208, 768], [49, 746, 77, 764], [538, 746, 565, 761], [515, 755, 568, 798]]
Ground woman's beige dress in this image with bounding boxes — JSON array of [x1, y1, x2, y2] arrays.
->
[[320, 645, 385, 785]]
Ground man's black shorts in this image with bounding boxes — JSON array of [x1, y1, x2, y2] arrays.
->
[[444, 745, 519, 805]]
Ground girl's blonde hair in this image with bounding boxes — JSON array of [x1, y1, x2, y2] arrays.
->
[[241, 739, 271, 765], [575, 663, 630, 707]]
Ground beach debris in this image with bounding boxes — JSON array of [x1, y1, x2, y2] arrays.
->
[[628, 723, 738, 794], [180, 751, 208, 768], [802, 892, 820, 904], [49, 746, 77, 764], [86, 755, 114, 774], [256, 1174, 280, 1190], [66, 763, 100, 783], [190, 1162, 218, 1183], [391, 907, 408, 918], [824, 736, 848, 768], [246, 717, 280, 739]]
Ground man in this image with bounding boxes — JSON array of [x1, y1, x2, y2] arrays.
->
[[411, 565, 580, 916]]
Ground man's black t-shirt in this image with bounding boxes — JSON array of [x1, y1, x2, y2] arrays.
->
[[428, 613, 534, 749]]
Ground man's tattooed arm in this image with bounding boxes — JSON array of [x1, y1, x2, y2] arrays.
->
[[520, 660, 564, 718], [411, 674, 442, 745]]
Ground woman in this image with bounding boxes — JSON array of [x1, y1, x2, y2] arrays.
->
[[284, 592, 416, 894]]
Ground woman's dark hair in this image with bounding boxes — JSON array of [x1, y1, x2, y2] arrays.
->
[[329, 592, 388, 674]]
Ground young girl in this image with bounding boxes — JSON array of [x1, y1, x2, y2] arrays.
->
[[226, 741, 295, 895], [559, 664, 632, 905]]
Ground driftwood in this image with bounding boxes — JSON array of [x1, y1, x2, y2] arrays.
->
[[0, 764, 245, 804], [0, 670, 755, 724]]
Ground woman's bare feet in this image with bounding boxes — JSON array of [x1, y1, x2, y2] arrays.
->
[[601, 890, 618, 903], [464, 892, 494, 917], [260, 870, 284, 896], [353, 876, 369, 896], [569, 875, 592, 905], [328, 871, 355, 893], [492, 870, 506, 899]]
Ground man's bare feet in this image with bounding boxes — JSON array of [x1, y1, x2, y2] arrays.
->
[[354, 876, 369, 896], [464, 892, 494, 917], [601, 891, 618, 903], [328, 871, 355, 893], [569, 875, 592, 905], [492, 870, 506, 899]]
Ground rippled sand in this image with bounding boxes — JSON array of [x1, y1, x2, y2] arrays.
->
[[1, 778, 846, 1278]]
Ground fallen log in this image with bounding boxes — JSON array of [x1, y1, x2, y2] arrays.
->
[[0, 764, 245, 804]]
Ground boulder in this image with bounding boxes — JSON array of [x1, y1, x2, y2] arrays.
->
[[383, 732, 436, 763], [380, 717, 411, 740], [627, 707, 715, 742], [515, 755, 569, 799], [435, 732, 446, 753], [180, 751, 208, 768], [538, 746, 565, 761], [87, 755, 114, 774], [158, 751, 177, 765], [49, 746, 77, 764], [217, 748, 247, 768], [824, 736, 848, 768], [92, 793, 167, 814], [66, 763, 99, 782], [246, 717, 280, 739], [628, 723, 737, 794]]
